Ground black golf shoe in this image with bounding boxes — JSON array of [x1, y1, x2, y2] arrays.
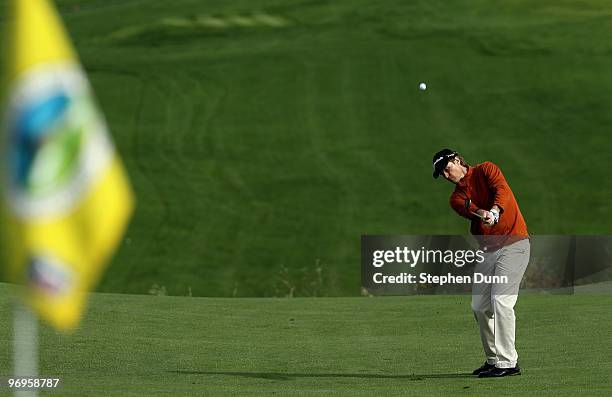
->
[[478, 365, 521, 378], [472, 362, 496, 375]]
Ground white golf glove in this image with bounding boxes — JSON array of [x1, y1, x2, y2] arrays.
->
[[489, 208, 500, 224]]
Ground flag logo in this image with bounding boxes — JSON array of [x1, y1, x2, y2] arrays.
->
[[6, 64, 113, 218], [27, 254, 73, 297]]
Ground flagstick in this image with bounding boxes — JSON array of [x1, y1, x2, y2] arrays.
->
[[13, 302, 38, 397]]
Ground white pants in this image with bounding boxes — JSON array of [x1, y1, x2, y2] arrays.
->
[[471, 239, 530, 369]]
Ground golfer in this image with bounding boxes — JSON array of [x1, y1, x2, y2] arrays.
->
[[432, 149, 530, 378]]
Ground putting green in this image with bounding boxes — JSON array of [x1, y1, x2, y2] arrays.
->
[[0, 284, 610, 396]]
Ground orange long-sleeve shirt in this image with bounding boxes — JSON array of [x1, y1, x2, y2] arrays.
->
[[450, 162, 528, 250]]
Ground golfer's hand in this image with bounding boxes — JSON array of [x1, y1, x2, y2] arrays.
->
[[477, 209, 495, 227], [489, 208, 500, 224]]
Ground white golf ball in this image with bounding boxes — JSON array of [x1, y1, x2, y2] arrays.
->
[[419, 82, 427, 91]]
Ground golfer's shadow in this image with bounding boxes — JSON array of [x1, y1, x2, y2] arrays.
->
[[170, 370, 473, 381]]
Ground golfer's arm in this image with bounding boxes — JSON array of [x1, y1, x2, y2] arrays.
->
[[483, 162, 510, 213], [450, 194, 477, 220]]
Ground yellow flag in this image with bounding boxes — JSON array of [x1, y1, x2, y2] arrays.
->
[[2, 0, 134, 330]]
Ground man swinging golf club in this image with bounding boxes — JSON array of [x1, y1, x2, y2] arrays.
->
[[432, 149, 530, 378]]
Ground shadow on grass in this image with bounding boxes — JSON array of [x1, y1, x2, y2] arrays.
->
[[170, 370, 474, 381]]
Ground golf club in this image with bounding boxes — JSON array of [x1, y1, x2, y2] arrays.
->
[[464, 199, 487, 221]]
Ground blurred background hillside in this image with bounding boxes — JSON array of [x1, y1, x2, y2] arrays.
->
[[1, 0, 611, 296]]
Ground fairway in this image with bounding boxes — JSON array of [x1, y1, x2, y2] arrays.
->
[[0, 284, 611, 396]]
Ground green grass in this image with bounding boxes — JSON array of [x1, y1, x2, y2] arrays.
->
[[0, 284, 611, 396], [1, 3, 610, 395], [2, 0, 612, 297]]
